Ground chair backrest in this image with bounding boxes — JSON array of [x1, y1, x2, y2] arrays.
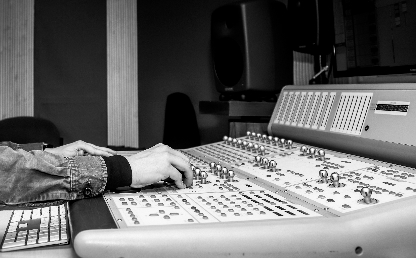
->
[[163, 92, 200, 149], [0, 116, 61, 147]]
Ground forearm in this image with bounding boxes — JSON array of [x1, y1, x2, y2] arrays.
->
[[0, 146, 132, 206]]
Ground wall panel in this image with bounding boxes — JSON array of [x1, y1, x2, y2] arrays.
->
[[0, 0, 34, 119]]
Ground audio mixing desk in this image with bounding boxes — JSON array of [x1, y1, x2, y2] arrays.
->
[[71, 84, 416, 258]]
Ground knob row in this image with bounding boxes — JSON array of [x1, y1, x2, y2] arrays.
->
[[245, 131, 294, 149], [223, 136, 266, 155], [300, 146, 326, 160]]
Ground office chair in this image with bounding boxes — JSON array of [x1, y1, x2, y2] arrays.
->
[[0, 116, 61, 147], [163, 92, 201, 149]]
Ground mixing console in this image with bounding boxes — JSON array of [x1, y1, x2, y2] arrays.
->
[[73, 84, 416, 258]]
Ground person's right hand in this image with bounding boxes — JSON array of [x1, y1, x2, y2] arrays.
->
[[125, 144, 193, 189]]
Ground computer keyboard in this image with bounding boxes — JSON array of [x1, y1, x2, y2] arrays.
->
[[0, 203, 69, 252]]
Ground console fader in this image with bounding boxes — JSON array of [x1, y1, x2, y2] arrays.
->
[[73, 84, 416, 258]]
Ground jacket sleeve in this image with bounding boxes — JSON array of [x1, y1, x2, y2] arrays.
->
[[0, 146, 108, 205]]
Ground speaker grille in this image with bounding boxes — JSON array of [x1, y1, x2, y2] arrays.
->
[[330, 92, 372, 135], [274, 91, 370, 133]]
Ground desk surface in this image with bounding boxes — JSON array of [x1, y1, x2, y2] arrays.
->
[[1, 244, 77, 258], [199, 101, 275, 117]]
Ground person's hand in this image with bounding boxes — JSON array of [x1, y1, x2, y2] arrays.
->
[[125, 143, 192, 189], [44, 140, 117, 157]]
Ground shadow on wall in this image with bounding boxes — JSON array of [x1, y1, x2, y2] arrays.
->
[[163, 92, 201, 149]]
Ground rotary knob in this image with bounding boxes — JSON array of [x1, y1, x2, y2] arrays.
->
[[254, 156, 262, 166], [261, 158, 269, 169], [300, 146, 308, 156], [279, 138, 285, 147], [259, 145, 266, 155], [269, 160, 277, 172], [209, 162, 216, 173], [247, 142, 254, 151], [286, 139, 293, 149], [221, 167, 229, 179], [318, 169, 328, 183], [318, 149, 326, 161], [246, 131, 251, 139], [200, 171, 208, 184], [253, 144, 259, 153], [228, 170, 235, 182], [358, 187, 379, 204], [194, 168, 201, 180], [273, 137, 279, 146], [242, 141, 248, 150], [329, 172, 345, 188], [223, 136, 228, 144], [215, 164, 222, 176], [309, 147, 316, 158], [237, 139, 243, 148], [256, 133, 262, 140]]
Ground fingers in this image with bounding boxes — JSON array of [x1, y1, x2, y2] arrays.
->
[[77, 141, 117, 157], [148, 144, 189, 162], [165, 153, 193, 188]]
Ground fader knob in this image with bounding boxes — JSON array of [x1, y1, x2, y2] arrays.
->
[[200, 171, 208, 184], [228, 170, 235, 182]]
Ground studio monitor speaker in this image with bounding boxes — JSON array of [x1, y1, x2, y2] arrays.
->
[[288, 0, 334, 55], [211, 0, 293, 100]]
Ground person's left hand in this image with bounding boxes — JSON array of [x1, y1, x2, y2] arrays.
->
[[44, 140, 117, 157]]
